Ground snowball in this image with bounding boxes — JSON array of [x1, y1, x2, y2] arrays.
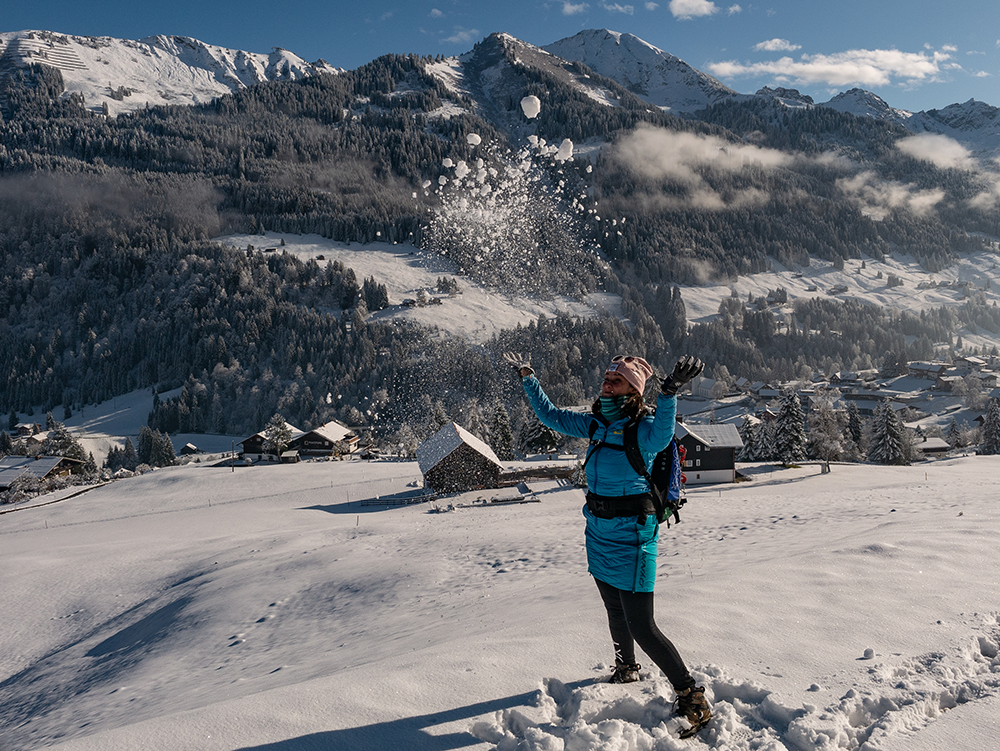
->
[[466, 133, 482, 146], [421, 179, 432, 189], [480, 185, 492, 196], [438, 175, 448, 185], [454, 160, 471, 180], [586, 165, 593, 173], [520, 95, 541, 119], [442, 157, 454, 168]]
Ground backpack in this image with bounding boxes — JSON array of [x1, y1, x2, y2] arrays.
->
[[585, 418, 687, 525]]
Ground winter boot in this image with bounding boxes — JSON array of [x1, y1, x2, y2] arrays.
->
[[674, 685, 711, 738], [608, 660, 641, 684]]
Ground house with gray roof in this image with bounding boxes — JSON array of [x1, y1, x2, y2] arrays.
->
[[675, 423, 743, 485], [0, 455, 85, 490]]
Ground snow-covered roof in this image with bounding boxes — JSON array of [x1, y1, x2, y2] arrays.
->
[[238, 423, 305, 446], [675, 423, 744, 449], [416, 423, 503, 474], [917, 437, 951, 452], [302, 420, 355, 443], [0, 456, 78, 488]]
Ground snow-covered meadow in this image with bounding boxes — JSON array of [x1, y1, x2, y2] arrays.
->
[[2, 451, 999, 751]]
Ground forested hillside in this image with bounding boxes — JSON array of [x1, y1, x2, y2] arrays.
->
[[2, 36, 999, 453]]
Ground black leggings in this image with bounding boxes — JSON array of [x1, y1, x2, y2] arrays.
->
[[595, 577, 695, 691]]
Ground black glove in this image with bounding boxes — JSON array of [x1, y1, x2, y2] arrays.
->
[[660, 355, 704, 395], [502, 351, 534, 378]]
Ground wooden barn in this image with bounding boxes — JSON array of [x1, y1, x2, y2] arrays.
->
[[416, 423, 504, 493], [675, 423, 744, 485]]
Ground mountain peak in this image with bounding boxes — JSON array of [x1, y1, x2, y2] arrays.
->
[[542, 28, 735, 113], [755, 86, 814, 108], [820, 88, 912, 125]]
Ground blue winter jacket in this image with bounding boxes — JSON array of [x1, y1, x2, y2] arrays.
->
[[521, 375, 678, 592]]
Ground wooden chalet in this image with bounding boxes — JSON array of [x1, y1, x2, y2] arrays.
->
[[916, 436, 950, 456], [675, 423, 744, 485], [416, 422, 504, 493], [288, 420, 359, 457], [238, 423, 305, 462], [0, 455, 85, 490]]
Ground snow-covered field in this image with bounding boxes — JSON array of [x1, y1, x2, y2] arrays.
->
[[215, 233, 624, 343], [2, 452, 998, 751]]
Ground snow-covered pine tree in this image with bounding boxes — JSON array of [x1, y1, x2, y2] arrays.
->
[[262, 413, 293, 458], [807, 400, 843, 461], [774, 391, 807, 464], [519, 414, 560, 456], [867, 402, 910, 465], [846, 401, 863, 445], [489, 403, 515, 461], [137, 425, 155, 465], [737, 416, 757, 461], [152, 429, 177, 467], [945, 417, 963, 448], [979, 398, 1000, 455], [121, 437, 139, 471]]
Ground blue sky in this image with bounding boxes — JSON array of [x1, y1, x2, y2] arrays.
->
[[6, 0, 999, 112]]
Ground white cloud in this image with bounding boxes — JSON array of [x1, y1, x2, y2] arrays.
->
[[727, 4, 742, 13], [645, 1, 660, 9], [612, 125, 794, 210], [896, 133, 976, 171], [563, 1, 589, 14], [707, 48, 952, 88], [442, 28, 480, 44], [942, 44, 958, 52], [601, 1, 635, 13], [669, 0, 718, 19], [754, 38, 801, 52], [837, 171, 945, 219], [430, 8, 444, 18], [973, 70, 991, 77]]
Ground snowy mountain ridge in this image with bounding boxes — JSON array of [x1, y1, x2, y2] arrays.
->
[[542, 28, 738, 114], [5, 25, 1000, 159], [0, 29, 342, 117]]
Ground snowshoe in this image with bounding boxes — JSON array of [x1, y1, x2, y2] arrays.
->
[[675, 685, 711, 738], [608, 660, 641, 684]]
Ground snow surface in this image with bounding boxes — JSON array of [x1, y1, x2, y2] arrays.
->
[[2, 442, 999, 751]]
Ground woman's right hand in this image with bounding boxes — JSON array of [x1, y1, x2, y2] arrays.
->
[[502, 352, 534, 378]]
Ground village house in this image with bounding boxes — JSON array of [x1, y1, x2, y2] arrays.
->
[[0, 455, 85, 490], [674, 423, 744, 485], [237, 423, 305, 462], [908, 362, 950, 380], [954, 355, 987, 372], [288, 420, 359, 457], [915, 436, 951, 457], [416, 423, 504, 493]]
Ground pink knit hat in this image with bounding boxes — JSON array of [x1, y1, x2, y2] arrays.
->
[[605, 355, 653, 395]]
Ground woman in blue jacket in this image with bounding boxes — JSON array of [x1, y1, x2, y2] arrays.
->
[[506, 352, 712, 738]]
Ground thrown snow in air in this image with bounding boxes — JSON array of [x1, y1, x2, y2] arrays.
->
[[521, 95, 541, 119]]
